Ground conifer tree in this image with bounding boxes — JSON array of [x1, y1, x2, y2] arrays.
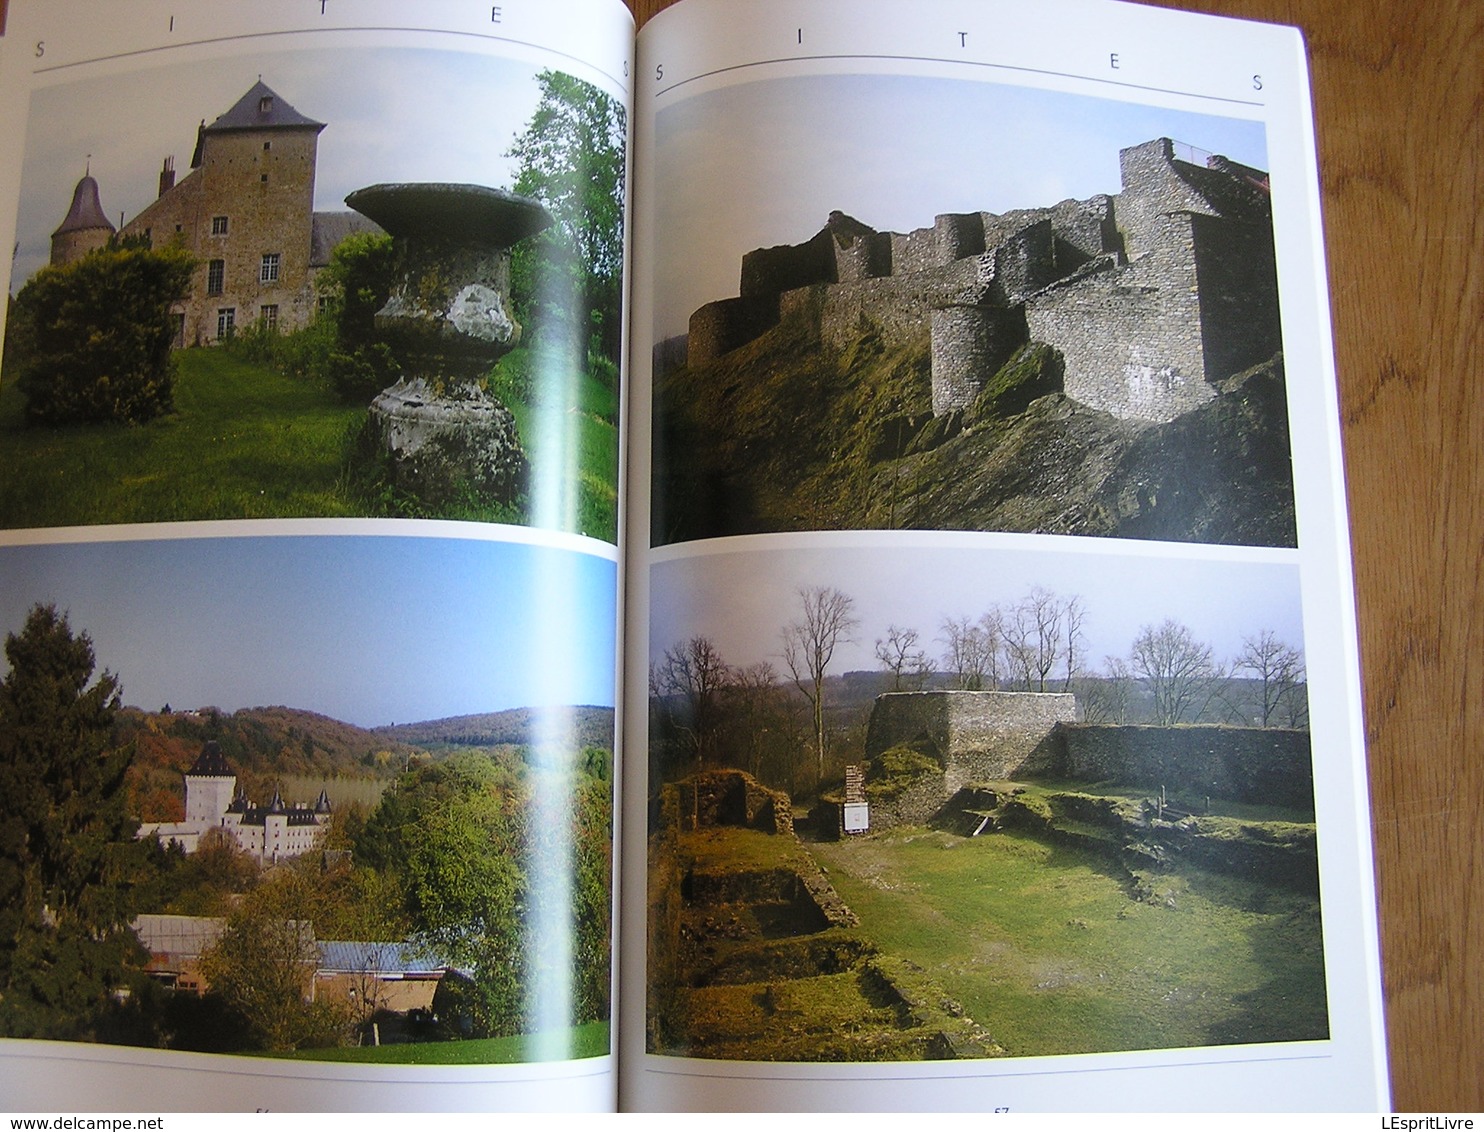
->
[[0, 605, 143, 1039]]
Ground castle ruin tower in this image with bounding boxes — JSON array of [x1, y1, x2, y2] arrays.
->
[[50, 168, 116, 267]]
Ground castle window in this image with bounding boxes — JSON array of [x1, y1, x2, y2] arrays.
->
[[260, 173, 269, 183], [263, 141, 272, 151], [206, 259, 225, 295], [211, 215, 228, 236], [259, 304, 279, 331], [217, 308, 235, 340], [260, 253, 280, 283]]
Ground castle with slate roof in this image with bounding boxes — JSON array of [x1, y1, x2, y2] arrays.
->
[[50, 80, 378, 347], [136, 740, 332, 864]]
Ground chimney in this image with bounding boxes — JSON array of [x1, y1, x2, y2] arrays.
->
[[158, 156, 175, 198]]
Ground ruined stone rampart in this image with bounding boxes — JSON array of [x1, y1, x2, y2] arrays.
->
[[864, 690, 1077, 792], [669, 768, 793, 836], [1188, 211, 1282, 382], [741, 228, 838, 297], [1026, 228, 1209, 422], [1050, 724, 1314, 810], [688, 294, 780, 365], [681, 137, 1278, 427], [863, 692, 1314, 813]]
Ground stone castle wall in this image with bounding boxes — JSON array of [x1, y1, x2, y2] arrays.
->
[[1051, 724, 1314, 810], [680, 137, 1279, 427], [864, 690, 1077, 792], [862, 692, 1315, 814], [1026, 220, 1210, 423]]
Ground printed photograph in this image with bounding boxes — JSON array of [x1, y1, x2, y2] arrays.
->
[[0, 534, 616, 1062], [1, 47, 624, 539], [645, 539, 1325, 1061], [649, 75, 1294, 548]]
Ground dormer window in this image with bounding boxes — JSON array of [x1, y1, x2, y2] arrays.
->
[[259, 95, 273, 114]]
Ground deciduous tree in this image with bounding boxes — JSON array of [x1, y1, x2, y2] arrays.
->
[[781, 587, 858, 792], [508, 70, 627, 364], [875, 625, 930, 691], [9, 243, 193, 424], [1236, 630, 1307, 727], [1130, 619, 1224, 725]]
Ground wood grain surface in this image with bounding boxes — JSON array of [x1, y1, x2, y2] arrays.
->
[[627, 0, 1482, 1111]]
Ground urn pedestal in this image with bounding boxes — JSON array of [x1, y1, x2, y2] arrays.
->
[[345, 182, 552, 507]]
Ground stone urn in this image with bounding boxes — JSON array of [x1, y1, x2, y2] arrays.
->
[[345, 182, 552, 508]]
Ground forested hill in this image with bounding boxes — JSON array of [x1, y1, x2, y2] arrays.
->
[[119, 705, 428, 822], [376, 705, 616, 752]]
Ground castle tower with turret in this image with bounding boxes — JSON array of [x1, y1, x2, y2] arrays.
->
[[50, 169, 115, 267]]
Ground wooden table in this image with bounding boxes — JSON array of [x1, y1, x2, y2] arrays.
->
[[626, 0, 1482, 1111]]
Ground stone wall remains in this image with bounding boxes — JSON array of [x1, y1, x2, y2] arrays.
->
[[670, 769, 794, 836], [1051, 724, 1314, 810], [682, 137, 1278, 428], [740, 228, 838, 297], [1189, 212, 1282, 382], [863, 692, 1314, 814], [930, 304, 1027, 414], [864, 691, 1078, 792], [1026, 223, 1211, 423], [687, 294, 781, 366]]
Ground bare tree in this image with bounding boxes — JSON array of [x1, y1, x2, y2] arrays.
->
[[1080, 655, 1134, 723], [1003, 587, 1065, 691], [1236, 630, 1307, 727], [1130, 619, 1224, 724], [654, 636, 733, 765], [725, 661, 786, 779], [875, 624, 930, 691], [1062, 594, 1087, 693], [781, 587, 858, 792], [939, 614, 993, 690]]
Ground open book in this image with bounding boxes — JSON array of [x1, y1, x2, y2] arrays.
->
[[0, 0, 1388, 1112]]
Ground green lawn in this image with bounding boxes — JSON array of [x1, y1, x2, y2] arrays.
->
[[0, 350, 363, 527], [811, 827, 1328, 1058], [260, 1019, 610, 1064], [0, 347, 619, 539]]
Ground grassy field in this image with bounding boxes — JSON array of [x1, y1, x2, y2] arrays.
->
[[262, 1020, 610, 1064], [0, 349, 362, 526], [811, 827, 1328, 1058], [0, 346, 619, 538]]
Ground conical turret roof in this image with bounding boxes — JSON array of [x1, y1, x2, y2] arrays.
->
[[52, 173, 115, 238]]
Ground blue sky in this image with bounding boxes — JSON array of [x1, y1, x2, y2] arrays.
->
[[0, 533, 618, 728], [651, 72, 1268, 338], [650, 536, 1303, 679], [9, 46, 548, 293]]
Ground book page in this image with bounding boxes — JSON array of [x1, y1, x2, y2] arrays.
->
[[622, 0, 1387, 1111], [0, 0, 631, 1112]]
